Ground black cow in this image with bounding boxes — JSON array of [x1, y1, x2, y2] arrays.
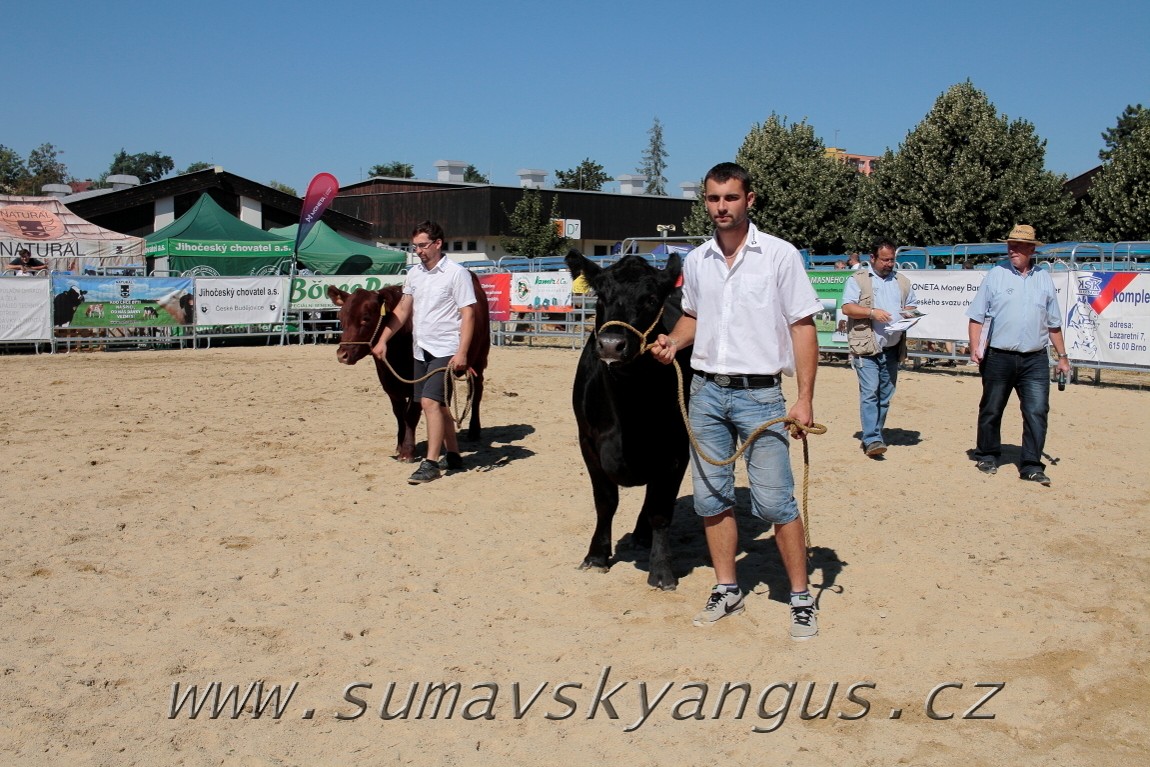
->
[[53, 286, 88, 327], [566, 251, 692, 590], [177, 293, 195, 324]]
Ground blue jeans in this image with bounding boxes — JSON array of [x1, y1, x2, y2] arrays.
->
[[975, 348, 1050, 473], [852, 347, 900, 446], [688, 375, 799, 524]]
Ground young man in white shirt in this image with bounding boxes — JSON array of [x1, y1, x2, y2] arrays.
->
[[372, 221, 478, 484], [652, 162, 822, 640]]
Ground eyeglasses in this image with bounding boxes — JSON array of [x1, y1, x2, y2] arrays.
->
[[412, 240, 438, 250]]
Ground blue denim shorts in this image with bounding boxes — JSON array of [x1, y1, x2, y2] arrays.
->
[[688, 375, 799, 524]]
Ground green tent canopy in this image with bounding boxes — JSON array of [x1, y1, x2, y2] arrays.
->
[[269, 221, 406, 275], [144, 193, 294, 276]]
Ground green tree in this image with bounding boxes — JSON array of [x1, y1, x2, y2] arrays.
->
[[178, 161, 215, 175], [268, 180, 299, 197], [109, 149, 174, 183], [683, 115, 859, 253], [369, 161, 414, 178], [0, 144, 29, 194], [500, 189, 568, 257], [1099, 104, 1150, 162], [681, 190, 713, 237], [637, 117, 668, 195], [554, 158, 612, 191], [463, 164, 489, 183], [25, 143, 69, 194], [1083, 119, 1150, 240], [852, 81, 1072, 247], [746, 116, 858, 253]]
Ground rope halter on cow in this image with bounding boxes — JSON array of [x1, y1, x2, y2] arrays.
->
[[341, 299, 475, 430], [596, 305, 665, 356], [600, 307, 826, 553]]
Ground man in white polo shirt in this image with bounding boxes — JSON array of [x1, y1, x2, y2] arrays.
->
[[651, 162, 822, 640], [372, 221, 478, 484]]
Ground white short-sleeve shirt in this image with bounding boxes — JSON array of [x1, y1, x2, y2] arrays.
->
[[403, 257, 477, 360], [681, 223, 821, 377]]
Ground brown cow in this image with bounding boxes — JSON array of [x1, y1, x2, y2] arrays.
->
[[328, 275, 490, 462]]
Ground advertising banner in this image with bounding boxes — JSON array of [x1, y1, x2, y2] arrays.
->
[[0, 195, 145, 274], [295, 173, 339, 256], [1064, 270, 1150, 367], [903, 271, 985, 342], [479, 274, 511, 322], [51, 276, 195, 328], [510, 271, 572, 313], [165, 240, 295, 277], [288, 274, 404, 311], [194, 277, 286, 326], [0, 277, 51, 340], [806, 271, 852, 348]]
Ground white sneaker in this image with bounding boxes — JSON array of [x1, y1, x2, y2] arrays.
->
[[693, 587, 745, 627], [790, 592, 818, 640]]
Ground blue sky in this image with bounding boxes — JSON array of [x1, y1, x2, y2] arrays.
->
[[6, 0, 1147, 194]]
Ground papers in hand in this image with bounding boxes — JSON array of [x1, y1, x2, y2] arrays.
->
[[886, 311, 923, 332], [977, 318, 992, 356]]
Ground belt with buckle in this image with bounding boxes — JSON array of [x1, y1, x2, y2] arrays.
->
[[701, 372, 778, 389]]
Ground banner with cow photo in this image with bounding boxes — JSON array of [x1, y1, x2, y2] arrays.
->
[[194, 276, 287, 326], [0, 277, 52, 340], [49, 276, 195, 329]]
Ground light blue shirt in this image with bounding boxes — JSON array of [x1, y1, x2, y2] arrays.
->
[[842, 267, 917, 350], [965, 260, 1061, 353]]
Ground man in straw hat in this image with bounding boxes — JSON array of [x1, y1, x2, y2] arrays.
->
[[965, 224, 1071, 486]]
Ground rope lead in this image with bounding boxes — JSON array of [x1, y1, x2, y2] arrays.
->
[[594, 309, 825, 553]]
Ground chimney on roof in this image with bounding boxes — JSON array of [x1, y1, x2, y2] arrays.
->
[[679, 181, 700, 199], [42, 184, 72, 198], [517, 169, 547, 189], [107, 174, 141, 191], [434, 160, 469, 183], [618, 174, 647, 195]]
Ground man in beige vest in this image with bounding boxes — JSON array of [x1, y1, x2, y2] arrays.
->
[[841, 238, 917, 457]]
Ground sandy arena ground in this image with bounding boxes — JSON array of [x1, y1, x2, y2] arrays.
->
[[1, 344, 1147, 766]]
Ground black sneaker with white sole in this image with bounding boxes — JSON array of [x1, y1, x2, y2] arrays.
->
[[407, 460, 442, 484]]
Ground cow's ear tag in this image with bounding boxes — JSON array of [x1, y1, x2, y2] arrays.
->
[[379, 305, 388, 317]]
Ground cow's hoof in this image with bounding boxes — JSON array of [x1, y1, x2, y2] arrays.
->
[[579, 558, 610, 573], [648, 571, 678, 591], [394, 455, 418, 464]]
